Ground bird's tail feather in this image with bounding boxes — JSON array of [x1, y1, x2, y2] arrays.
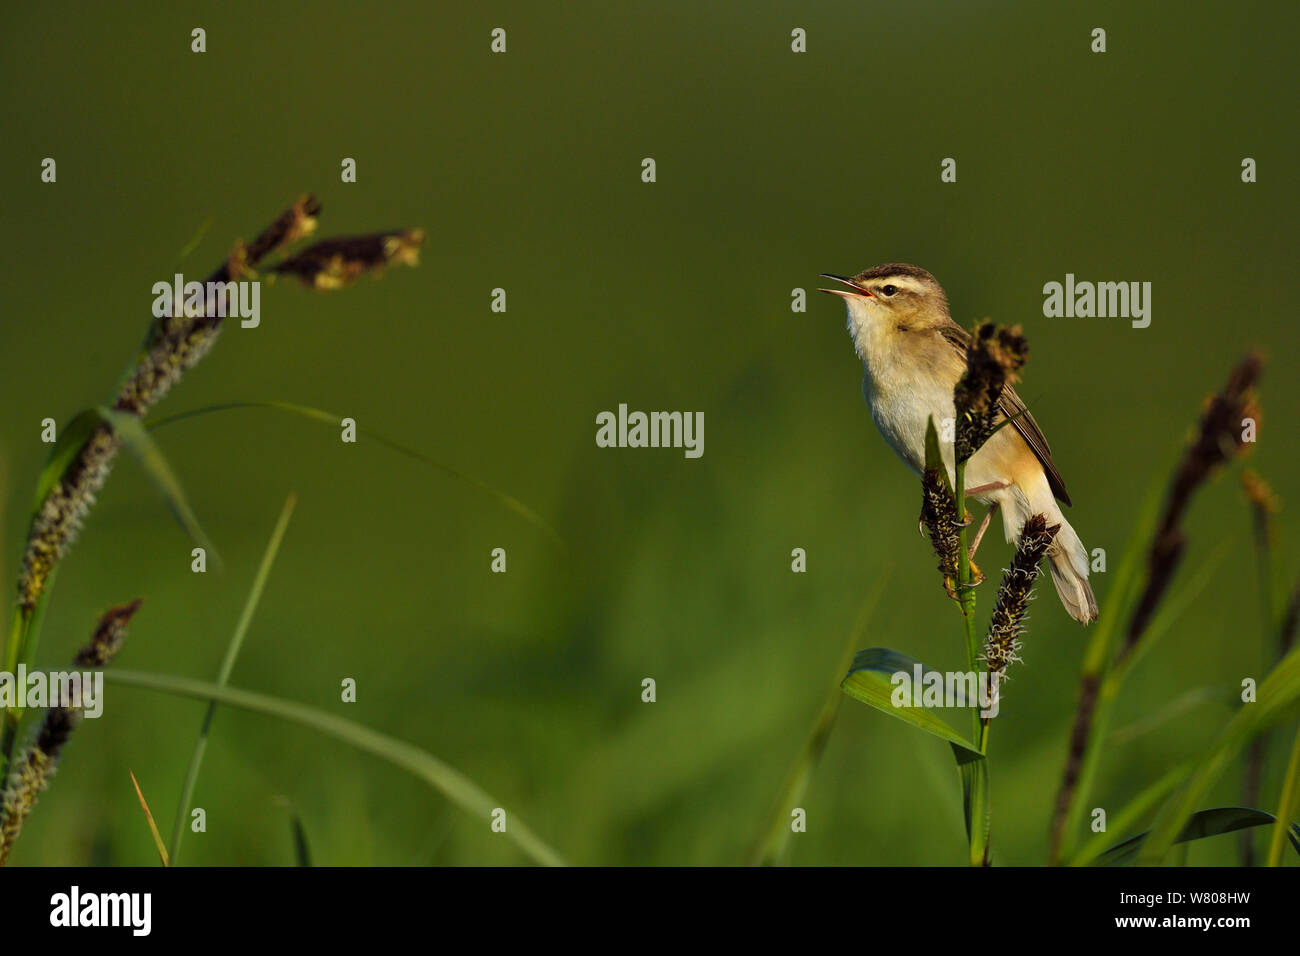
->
[[1046, 519, 1098, 625]]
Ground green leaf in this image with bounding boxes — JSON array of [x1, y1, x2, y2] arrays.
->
[[841, 648, 979, 754], [1068, 762, 1193, 866], [29, 410, 104, 522], [169, 493, 296, 865], [1138, 642, 1300, 864], [1097, 807, 1300, 867], [840, 647, 988, 863], [146, 400, 564, 552], [98, 406, 217, 563], [103, 669, 567, 867], [952, 743, 990, 865]]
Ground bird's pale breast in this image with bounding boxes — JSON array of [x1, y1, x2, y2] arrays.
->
[[861, 328, 965, 477]]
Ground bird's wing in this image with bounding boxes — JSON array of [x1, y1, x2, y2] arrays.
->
[[998, 384, 1072, 505], [936, 323, 1073, 507]]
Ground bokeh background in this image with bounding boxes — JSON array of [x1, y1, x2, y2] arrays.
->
[[1, 1, 1296, 865]]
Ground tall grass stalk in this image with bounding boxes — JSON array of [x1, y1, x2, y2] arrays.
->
[[169, 493, 297, 864], [1049, 353, 1264, 864], [1268, 724, 1300, 866], [0, 196, 425, 782]]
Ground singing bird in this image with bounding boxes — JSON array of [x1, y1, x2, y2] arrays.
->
[[820, 263, 1097, 624]]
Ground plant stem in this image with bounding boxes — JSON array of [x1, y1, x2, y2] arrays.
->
[[1, 583, 54, 778], [1241, 503, 1275, 864], [954, 464, 980, 732], [1266, 722, 1300, 866], [953, 459, 990, 864]]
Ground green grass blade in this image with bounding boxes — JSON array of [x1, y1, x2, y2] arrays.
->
[[841, 648, 980, 754], [98, 407, 218, 564], [953, 743, 989, 865], [1069, 762, 1192, 866], [176, 216, 215, 262], [129, 769, 171, 867], [1266, 721, 1300, 866], [145, 400, 565, 552], [750, 572, 890, 866], [1138, 643, 1300, 864], [168, 493, 297, 864], [1096, 807, 1298, 866], [1107, 686, 1233, 747], [2, 572, 58, 774], [1053, 459, 1182, 863], [104, 669, 567, 867]]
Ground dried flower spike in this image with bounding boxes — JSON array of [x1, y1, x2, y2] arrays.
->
[[1240, 468, 1279, 518], [273, 228, 426, 290], [953, 322, 1028, 463], [1125, 351, 1263, 652], [920, 466, 962, 597], [15, 198, 421, 622], [16, 424, 119, 613], [0, 600, 141, 865], [983, 514, 1058, 681]]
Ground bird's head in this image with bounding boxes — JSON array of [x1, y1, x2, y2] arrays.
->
[[819, 263, 951, 355]]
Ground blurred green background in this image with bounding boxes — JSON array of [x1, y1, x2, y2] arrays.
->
[[1, 1, 1296, 865]]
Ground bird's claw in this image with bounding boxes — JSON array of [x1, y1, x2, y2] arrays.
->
[[943, 561, 984, 600]]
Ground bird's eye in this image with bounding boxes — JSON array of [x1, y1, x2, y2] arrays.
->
[[881, 284, 898, 296]]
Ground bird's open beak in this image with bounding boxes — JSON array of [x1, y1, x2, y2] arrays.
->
[[817, 273, 873, 298]]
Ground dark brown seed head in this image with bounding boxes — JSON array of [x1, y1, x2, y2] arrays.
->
[[954, 322, 1028, 463], [984, 514, 1059, 678]]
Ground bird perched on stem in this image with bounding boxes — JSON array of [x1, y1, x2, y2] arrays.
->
[[820, 263, 1097, 624]]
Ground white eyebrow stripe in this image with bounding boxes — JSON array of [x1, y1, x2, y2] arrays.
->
[[873, 276, 925, 292]]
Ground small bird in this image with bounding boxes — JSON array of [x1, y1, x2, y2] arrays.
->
[[820, 263, 1098, 624]]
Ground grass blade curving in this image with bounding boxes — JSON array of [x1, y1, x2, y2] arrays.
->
[[147, 400, 565, 552], [104, 669, 567, 867]]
